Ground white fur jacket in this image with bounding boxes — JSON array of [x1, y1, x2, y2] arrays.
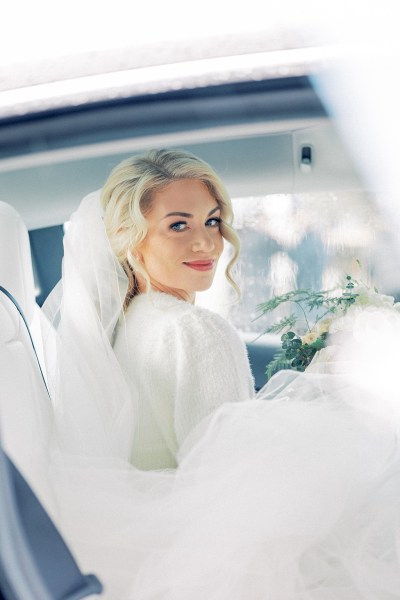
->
[[113, 291, 255, 470]]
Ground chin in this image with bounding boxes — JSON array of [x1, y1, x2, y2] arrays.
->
[[195, 280, 215, 292]]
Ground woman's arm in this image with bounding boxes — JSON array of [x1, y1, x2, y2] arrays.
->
[[170, 307, 255, 447]]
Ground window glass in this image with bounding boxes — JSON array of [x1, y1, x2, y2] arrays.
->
[[197, 191, 398, 338]]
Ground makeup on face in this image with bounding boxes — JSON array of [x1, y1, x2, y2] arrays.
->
[[138, 179, 224, 302]]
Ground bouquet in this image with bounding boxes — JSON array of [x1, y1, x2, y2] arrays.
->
[[255, 272, 399, 380]]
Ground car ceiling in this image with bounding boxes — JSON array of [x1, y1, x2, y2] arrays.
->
[[0, 76, 365, 230]]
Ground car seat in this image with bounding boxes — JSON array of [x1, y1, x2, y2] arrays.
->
[[0, 201, 52, 496], [0, 201, 102, 598]]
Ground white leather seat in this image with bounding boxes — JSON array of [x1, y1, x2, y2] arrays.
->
[[0, 202, 36, 322], [0, 201, 52, 502], [0, 203, 103, 599]]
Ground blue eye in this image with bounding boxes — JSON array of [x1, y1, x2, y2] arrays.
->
[[170, 221, 187, 232], [206, 217, 222, 227]]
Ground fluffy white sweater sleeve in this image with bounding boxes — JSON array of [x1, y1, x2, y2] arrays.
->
[[156, 301, 255, 448], [114, 292, 255, 468]]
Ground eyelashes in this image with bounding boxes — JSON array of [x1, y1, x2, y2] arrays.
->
[[170, 221, 187, 232], [207, 217, 222, 227], [169, 217, 222, 232]]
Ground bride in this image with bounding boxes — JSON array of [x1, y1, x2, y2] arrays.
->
[[43, 149, 400, 599]]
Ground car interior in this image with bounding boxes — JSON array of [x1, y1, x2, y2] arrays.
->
[[2, 74, 397, 383], [1, 58, 399, 597]]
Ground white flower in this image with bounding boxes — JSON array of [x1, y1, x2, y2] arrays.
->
[[301, 331, 319, 345], [315, 318, 333, 335], [329, 284, 398, 336], [353, 285, 395, 308], [329, 305, 363, 335]]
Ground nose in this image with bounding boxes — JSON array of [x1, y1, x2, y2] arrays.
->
[[191, 226, 215, 253]]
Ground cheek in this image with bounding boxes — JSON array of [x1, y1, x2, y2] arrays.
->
[[163, 236, 187, 260], [215, 232, 224, 257], [142, 232, 173, 257], [146, 235, 185, 269]]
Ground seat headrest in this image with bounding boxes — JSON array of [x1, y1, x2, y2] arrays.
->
[[0, 202, 36, 325]]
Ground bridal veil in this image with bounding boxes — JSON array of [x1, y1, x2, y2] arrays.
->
[[42, 190, 134, 460]]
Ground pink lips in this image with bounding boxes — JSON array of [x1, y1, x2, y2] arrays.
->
[[184, 260, 215, 271]]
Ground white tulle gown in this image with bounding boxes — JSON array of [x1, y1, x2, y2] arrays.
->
[[40, 192, 400, 600]]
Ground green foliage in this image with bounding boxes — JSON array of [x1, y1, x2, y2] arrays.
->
[[265, 348, 293, 380], [262, 314, 297, 335], [255, 279, 359, 325], [256, 275, 360, 380]]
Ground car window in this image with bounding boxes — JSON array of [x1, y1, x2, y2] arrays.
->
[[197, 190, 398, 338]]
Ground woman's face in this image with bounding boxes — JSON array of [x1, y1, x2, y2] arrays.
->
[[138, 178, 224, 302]]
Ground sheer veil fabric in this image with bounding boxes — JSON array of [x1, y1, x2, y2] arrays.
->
[[40, 192, 400, 599], [42, 191, 134, 460]]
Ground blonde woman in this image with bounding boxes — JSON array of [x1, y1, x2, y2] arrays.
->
[[43, 149, 400, 600], [102, 149, 254, 470]]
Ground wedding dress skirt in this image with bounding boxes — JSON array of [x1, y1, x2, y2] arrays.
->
[[47, 363, 400, 600]]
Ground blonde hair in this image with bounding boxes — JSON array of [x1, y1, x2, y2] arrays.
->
[[101, 148, 240, 308]]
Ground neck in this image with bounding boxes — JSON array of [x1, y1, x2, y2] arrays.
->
[[136, 274, 194, 303]]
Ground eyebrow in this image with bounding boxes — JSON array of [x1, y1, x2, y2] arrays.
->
[[163, 206, 220, 219]]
